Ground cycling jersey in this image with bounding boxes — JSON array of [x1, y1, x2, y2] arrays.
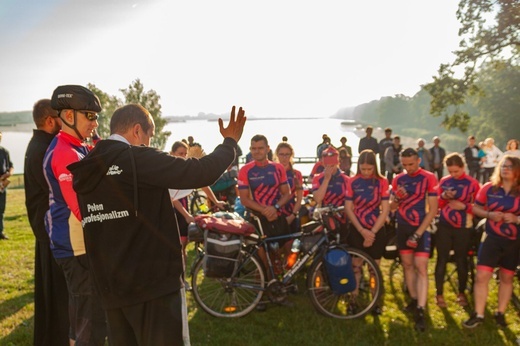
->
[[237, 160, 288, 207], [346, 174, 389, 229], [438, 173, 480, 229], [392, 168, 438, 227], [43, 131, 92, 259], [311, 169, 349, 208], [309, 161, 324, 178], [475, 182, 519, 241], [281, 168, 303, 217]]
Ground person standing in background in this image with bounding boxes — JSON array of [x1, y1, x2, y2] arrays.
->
[[384, 135, 403, 184], [504, 139, 520, 158], [429, 136, 446, 181], [379, 128, 393, 174], [0, 131, 14, 240], [416, 138, 432, 172], [358, 126, 379, 155], [463, 135, 482, 181], [24, 99, 70, 346], [481, 137, 503, 183]]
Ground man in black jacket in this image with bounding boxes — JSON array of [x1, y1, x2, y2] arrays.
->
[[24, 99, 70, 346], [463, 135, 481, 181], [69, 104, 246, 346]]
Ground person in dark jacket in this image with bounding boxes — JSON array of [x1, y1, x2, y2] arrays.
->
[[24, 99, 70, 346], [429, 136, 446, 181], [463, 135, 482, 181], [68, 104, 246, 346]]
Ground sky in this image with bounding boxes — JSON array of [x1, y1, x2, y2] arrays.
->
[[0, 0, 461, 118]]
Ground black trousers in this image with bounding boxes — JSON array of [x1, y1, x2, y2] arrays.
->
[[434, 224, 472, 295]]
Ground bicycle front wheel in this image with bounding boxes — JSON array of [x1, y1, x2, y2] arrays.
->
[[191, 253, 265, 318], [307, 246, 383, 319]]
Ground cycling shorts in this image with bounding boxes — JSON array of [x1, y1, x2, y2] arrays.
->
[[477, 234, 519, 273], [396, 224, 431, 256]]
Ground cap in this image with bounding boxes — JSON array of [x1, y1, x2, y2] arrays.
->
[[51, 85, 102, 112], [322, 146, 339, 166]]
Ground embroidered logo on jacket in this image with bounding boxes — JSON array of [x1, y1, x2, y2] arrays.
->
[[107, 165, 123, 175]]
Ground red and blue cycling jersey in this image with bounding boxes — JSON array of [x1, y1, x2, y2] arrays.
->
[[346, 175, 389, 229], [281, 168, 303, 216], [311, 170, 349, 208], [43, 131, 92, 259], [309, 161, 324, 178], [475, 182, 519, 240], [392, 168, 438, 227], [237, 160, 288, 207], [438, 173, 480, 229]]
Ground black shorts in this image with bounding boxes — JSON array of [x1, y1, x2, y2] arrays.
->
[[396, 224, 431, 256], [252, 215, 291, 246], [477, 234, 519, 273], [346, 224, 386, 260], [55, 254, 107, 344]]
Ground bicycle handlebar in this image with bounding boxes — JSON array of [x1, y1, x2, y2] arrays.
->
[[313, 205, 344, 219]]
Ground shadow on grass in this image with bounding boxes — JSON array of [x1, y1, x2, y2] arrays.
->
[[0, 315, 34, 346], [0, 292, 33, 322]]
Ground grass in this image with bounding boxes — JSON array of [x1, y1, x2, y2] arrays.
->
[[1, 187, 520, 345]]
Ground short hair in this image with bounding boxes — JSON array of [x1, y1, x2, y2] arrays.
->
[[444, 152, 465, 168], [171, 140, 188, 153], [384, 128, 392, 133], [251, 134, 268, 146], [401, 148, 418, 158], [393, 135, 401, 140], [110, 104, 154, 135], [468, 135, 475, 140], [366, 126, 373, 131], [32, 99, 56, 128]]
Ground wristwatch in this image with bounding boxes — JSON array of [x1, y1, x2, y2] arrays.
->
[[274, 204, 280, 210]]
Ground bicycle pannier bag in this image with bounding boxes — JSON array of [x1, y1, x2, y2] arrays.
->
[[204, 230, 241, 278], [324, 247, 356, 294]]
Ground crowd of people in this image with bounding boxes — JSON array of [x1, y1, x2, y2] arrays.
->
[[0, 85, 517, 344]]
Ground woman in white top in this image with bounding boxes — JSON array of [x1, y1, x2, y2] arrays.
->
[[481, 138, 503, 183]]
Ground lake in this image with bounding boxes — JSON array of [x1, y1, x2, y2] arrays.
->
[[2, 118, 369, 176]]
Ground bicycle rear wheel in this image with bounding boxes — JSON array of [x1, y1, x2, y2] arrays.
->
[[307, 246, 383, 319], [191, 253, 265, 318]]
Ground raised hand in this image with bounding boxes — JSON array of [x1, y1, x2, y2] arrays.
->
[[219, 106, 247, 143]]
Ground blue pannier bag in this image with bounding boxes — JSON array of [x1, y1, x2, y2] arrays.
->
[[324, 247, 356, 294]]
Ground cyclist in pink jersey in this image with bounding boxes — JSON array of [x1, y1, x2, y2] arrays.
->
[[434, 153, 480, 308], [312, 146, 350, 243], [389, 148, 438, 332], [463, 155, 520, 329], [274, 142, 303, 233], [345, 149, 390, 315]]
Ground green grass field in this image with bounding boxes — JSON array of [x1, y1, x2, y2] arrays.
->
[[1, 187, 519, 345]]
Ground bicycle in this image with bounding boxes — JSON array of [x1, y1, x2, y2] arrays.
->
[[189, 189, 210, 215], [189, 205, 383, 319]]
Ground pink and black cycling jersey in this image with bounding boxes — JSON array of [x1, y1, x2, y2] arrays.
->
[[237, 160, 288, 207], [311, 170, 349, 208], [392, 168, 438, 227], [438, 173, 480, 229], [475, 182, 519, 241], [43, 131, 93, 259], [346, 174, 389, 229], [281, 168, 303, 216], [309, 161, 324, 178]]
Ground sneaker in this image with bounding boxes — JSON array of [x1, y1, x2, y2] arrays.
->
[[457, 293, 468, 307], [494, 312, 507, 328], [415, 307, 426, 332], [436, 295, 447, 308], [372, 305, 383, 316], [403, 299, 417, 314], [462, 313, 484, 329]]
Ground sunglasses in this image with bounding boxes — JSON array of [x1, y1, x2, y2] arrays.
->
[[79, 110, 99, 121]]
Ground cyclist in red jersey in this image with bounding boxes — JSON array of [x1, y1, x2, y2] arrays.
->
[[389, 148, 438, 332], [274, 142, 303, 233], [434, 153, 480, 308], [463, 155, 520, 329], [312, 146, 350, 243]]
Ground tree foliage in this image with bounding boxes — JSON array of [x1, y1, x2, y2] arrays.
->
[[424, 0, 520, 132], [120, 79, 171, 150], [87, 79, 171, 150]]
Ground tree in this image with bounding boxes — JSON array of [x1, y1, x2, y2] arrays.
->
[[87, 83, 123, 139], [424, 0, 520, 132], [120, 79, 171, 150]]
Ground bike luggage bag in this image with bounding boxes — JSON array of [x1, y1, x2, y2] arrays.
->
[[203, 230, 242, 278], [324, 247, 356, 294]]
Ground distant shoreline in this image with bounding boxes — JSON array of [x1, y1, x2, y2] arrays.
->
[[0, 123, 33, 132]]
